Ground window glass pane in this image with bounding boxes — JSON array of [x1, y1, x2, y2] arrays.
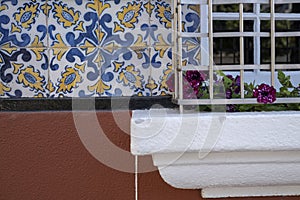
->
[[244, 37, 254, 65], [243, 4, 253, 12], [260, 4, 270, 13], [276, 21, 300, 32], [275, 4, 300, 13], [214, 20, 239, 32], [213, 37, 240, 65], [261, 37, 271, 64], [276, 37, 300, 64], [213, 4, 239, 12], [213, 37, 253, 65], [213, 4, 253, 12], [261, 20, 270, 32], [213, 20, 253, 32], [244, 20, 254, 32], [261, 3, 300, 13]]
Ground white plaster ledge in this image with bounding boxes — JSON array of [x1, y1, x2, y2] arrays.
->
[[130, 109, 300, 198]]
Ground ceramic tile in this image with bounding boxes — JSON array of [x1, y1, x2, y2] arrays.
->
[[150, 0, 172, 47], [99, 0, 150, 49], [149, 0, 201, 46], [48, 0, 100, 48], [0, 47, 49, 97], [0, 0, 48, 48], [150, 43, 203, 96], [181, 3, 203, 67], [0, 0, 206, 98], [49, 47, 101, 97], [182, 39, 202, 67], [182, 4, 201, 33], [100, 47, 151, 96], [150, 46, 173, 96]]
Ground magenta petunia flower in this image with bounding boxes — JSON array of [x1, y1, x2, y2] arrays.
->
[[166, 73, 197, 99], [166, 73, 175, 92], [185, 70, 207, 89], [253, 83, 276, 104], [222, 75, 241, 99], [226, 89, 232, 99], [234, 76, 241, 94], [183, 78, 197, 99]]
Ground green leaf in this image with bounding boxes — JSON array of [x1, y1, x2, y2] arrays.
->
[[278, 70, 285, 83], [238, 104, 255, 112], [278, 70, 294, 88]]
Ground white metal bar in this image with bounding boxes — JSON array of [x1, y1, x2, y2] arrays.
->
[[275, 0, 300, 4], [275, 64, 300, 69], [173, 0, 178, 100], [239, 3, 245, 99], [201, 4, 210, 67], [179, 32, 208, 38], [214, 64, 269, 70], [275, 32, 300, 37], [213, 13, 300, 21], [208, 0, 214, 100], [216, 64, 300, 70], [178, 0, 183, 113], [253, 3, 261, 67], [214, 32, 270, 37], [174, 98, 300, 105], [182, 65, 209, 71], [213, 31, 300, 38], [270, 0, 276, 86], [182, 64, 300, 71], [180, 0, 300, 5]]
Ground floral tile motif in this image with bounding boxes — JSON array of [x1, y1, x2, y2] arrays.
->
[[181, 3, 202, 67], [100, 47, 151, 96], [0, 47, 49, 98], [99, 0, 150, 49], [49, 47, 102, 97], [150, 46, 173, 96], [182, 39, 202, 67], [0, 0, 205, 98], [0, 0, 48, 48], [48, 0, 100, 48], [182, 4, 201, 33], [149, 0, 172, 47]]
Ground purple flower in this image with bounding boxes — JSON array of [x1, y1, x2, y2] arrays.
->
[[183, 78, 197, 99], [226, 104, 236, 112], [226, 75, 234, 81], [226, 89, 232, 99], [166, 73, 175, 92], [222, 75, 241, 99], [234, 76, 241, 94], [253, 83, 276, 104], [165, 73, 197, 99], [185, 71, 207, 89]]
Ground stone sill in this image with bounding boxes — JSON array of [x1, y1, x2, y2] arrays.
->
[[131, 109, 300, 198]]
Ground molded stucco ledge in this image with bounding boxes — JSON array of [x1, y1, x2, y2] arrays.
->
[[130, 109, 300, 198]]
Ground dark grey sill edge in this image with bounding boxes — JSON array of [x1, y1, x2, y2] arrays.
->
[[0, 96, 178, 112]]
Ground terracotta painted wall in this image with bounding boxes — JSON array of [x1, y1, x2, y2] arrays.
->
[[0, 111, 299, 200]]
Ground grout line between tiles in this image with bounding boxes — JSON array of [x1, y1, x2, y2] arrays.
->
[[135, 155, 138, 200]]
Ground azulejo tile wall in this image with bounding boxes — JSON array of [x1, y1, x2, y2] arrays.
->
[[0, 0, 200, 98]]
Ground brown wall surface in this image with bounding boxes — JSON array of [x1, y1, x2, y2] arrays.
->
[[0, 111, 299, 200]]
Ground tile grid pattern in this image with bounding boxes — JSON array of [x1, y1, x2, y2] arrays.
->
[[0, 0, 200, 98]]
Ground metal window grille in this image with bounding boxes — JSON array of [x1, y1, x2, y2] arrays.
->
[[172, 0, 300, 112]]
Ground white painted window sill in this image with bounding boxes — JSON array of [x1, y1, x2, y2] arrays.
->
[[131, 109, 300, 198]]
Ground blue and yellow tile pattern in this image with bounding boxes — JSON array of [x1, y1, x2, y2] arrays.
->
[[0, 0, 200, 97]]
